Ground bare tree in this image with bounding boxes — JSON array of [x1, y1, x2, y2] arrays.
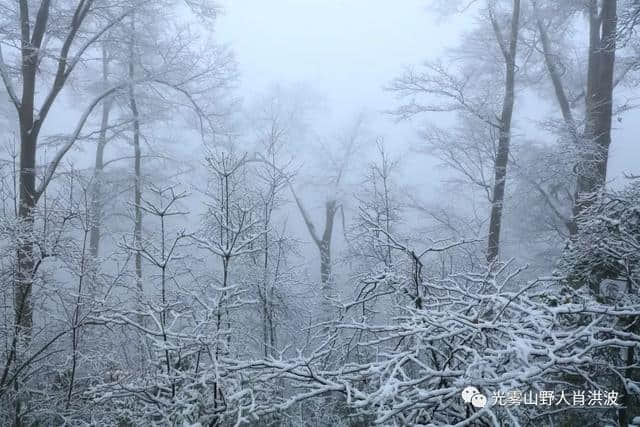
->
[[252, 123, 292, 359], [88, 44, 115, 258], [128, 14, 145, 315], [289, 117, 363, 327], [390, 0, 522, 263], [350, 138, 403, 270], [532, 0, 624, 235], [194, 149, 264, 345], [0, 0, 137, 342], [0, 3, 146, 422], [486, 0, 521, 262]]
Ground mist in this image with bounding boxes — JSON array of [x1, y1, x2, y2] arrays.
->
[[0, 1, 639, 426]]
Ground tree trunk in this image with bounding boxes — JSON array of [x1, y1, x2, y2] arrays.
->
[[534, 7, 579, 236], [128, 22, 147, 371], [13, 4, 46, 418], [573, 0, 617, 219], [319, 242, 331, 289], [89, 45, 113, 259], [318, 200, 336, 330], [487, 0, 521, 263], [129, 22, 143, 305], [14, 0, 47, 336], [290, 187, 337, 289], [16, 141, 36, 334], [536, 12, 578, 138], [132, 115, 142, 298], [261, 208, 272, 358], [319, 199, 336, 287]]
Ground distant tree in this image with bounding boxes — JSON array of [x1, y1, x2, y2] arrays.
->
[[289, 117, 363, 326], [248, 88, 363, 329], [88, 44, 115, 259], [390, 0, 522, 262], [349, 138, 403, 271]]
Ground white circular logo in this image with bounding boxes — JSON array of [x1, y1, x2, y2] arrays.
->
[[461, 386, 487, 408], [471, 393, 487, 408]]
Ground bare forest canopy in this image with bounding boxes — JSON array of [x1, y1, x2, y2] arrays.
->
[[0, 1, 639, 426]]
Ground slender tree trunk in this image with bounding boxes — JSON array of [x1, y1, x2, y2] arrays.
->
[[382, 172, 392, 267], [89, 45, 113, 259], [269, 236, 284, 358], [66, 226, 90, 409], [127, 19, 148, 371], [132, 110, 142, 296], [536, 13, 578, 138], [534, 7, 579, 235], [487, 0, 521, 263], [129, 22, 143, 305], [262, 207, 270, 358]]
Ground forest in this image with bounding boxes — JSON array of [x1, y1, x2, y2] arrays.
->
[[0, 0, 639, 426]]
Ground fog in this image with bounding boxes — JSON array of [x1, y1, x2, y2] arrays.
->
[[1, 1, 640, 426]]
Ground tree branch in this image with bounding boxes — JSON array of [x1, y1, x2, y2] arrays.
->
[[35, 81, 135, 200], [0, 44, 20, 109]]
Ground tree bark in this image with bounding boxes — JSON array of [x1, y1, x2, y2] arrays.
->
[[534, 6, 579, 236], [13, 0, 99, 335], [573, 0, 617, 218], [2, 4, 121, 419], [487, 0, 521, 263], [13, 2, 53, 422], [14, 0, 49, 335], [319, 200, 336, 286], [290, 189, 337, 329], [289, 184, 337, 287], [535, 11, 578, 138], [129, 20, 144, 305], [89, 45, 113, 259]]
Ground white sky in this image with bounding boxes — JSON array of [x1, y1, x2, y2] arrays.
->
[[214, 0, 471, 213], [216, 0, 461, 123], [215, 1, 640, 187]]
